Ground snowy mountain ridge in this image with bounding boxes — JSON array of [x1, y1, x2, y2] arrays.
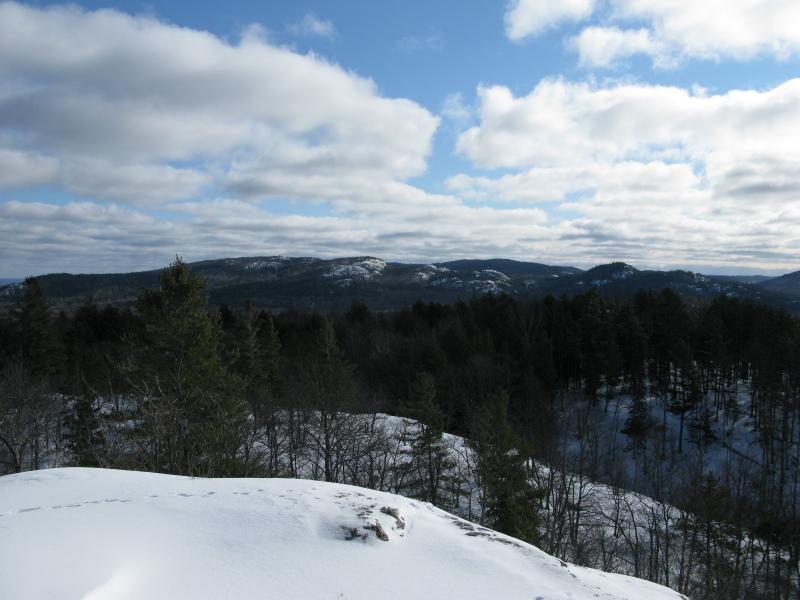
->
[[4, 255, 799, 313], [0, 468, 685, 600]]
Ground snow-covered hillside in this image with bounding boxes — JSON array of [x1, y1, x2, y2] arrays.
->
[[0, 468, 684, 600]]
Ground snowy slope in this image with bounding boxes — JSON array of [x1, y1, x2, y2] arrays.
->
[[0, 468, 685, 600]]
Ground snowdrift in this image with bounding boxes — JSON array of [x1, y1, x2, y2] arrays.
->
[[0, 468, 685, 600]]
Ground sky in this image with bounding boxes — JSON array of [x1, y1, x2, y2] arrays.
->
[[1, 0, 799, 277]]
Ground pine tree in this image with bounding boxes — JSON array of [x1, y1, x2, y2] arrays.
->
[[471, 389, 541, 544], [127, 258, 248, 476], [398, 372, 454, 507], [622, 394, 651, 444], [578, 291, 608, 401], [253, 312, 282, 401], [15, 277, 62, 377], [64, 395, 104, 466], [236, 307, 281, 420], [292, 317, 357, 482]]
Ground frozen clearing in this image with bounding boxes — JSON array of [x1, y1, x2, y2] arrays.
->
[[0, 468, 684, 600]]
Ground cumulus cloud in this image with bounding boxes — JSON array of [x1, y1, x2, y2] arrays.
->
[[505, 0, 596, 41], [0, 2, 438, 207], [451, 77, 800, 271], [2, 2, 799, 275], [457, 78, 800, 170], [571, 0, 800, 67], [0, 2, 564, 276], [571, 27, 665, 68]]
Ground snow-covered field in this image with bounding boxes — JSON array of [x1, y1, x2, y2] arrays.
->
[[0, 468, 685, 600]]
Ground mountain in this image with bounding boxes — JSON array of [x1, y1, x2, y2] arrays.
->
[[711, 274, 775, 285], [757, 268, 800, 296], [529, 262, 799, 307], [0, 467, 684, 600], [2, 256, 799, 313], [0, 256, 582, 311], [436, 258, 581, 278]]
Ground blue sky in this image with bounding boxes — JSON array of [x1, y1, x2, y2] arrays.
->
[[1, 0, 800, 276]]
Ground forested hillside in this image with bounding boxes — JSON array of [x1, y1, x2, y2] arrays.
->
[[1, 259, 798, 599], [3, 255, 798, 313]]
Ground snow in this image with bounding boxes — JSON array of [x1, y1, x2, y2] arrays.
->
[[0, 281, 23, 297], [0, 468, 684, 600], [413, 264, 449, 282], [325, 258, 387, 283], [611, 266, 636, 280], [476, 269, 510, 282], [243, 259, 287, 271], [562, 382, 765, 488], [428, 271, 510, 294]]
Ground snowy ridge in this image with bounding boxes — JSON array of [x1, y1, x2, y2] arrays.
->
[[243, 258, 290, 271], [428, 268, 511, 294], [325, 258, 388, 286], [413, 264, 450, 282], [0, 281, 23, 297], [0, 468, 684, 600]]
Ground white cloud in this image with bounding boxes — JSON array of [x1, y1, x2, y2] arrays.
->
[[0, 2, 437, 207], [286, 13, 335, 39], [505, 0, 596, 41], [440, 93, 473, 128], [447, 161, 700, 202], [457, 78, 800, 170], [0, 3, 566, 275], [60, 160, 211, 205], [571, 27, 665, 68], [0, 149, 59, 188], [0, 194, 556, 276], [2, 2, 800, 275], [572, 0, 800, 67], [451, 77, 800, 270]]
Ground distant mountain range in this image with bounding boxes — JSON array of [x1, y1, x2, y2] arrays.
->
[[757, 270, 800, 296], [2, 256, 800, 313]]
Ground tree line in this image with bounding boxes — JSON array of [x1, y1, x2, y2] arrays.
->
[[0, 259, 798, 599]]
